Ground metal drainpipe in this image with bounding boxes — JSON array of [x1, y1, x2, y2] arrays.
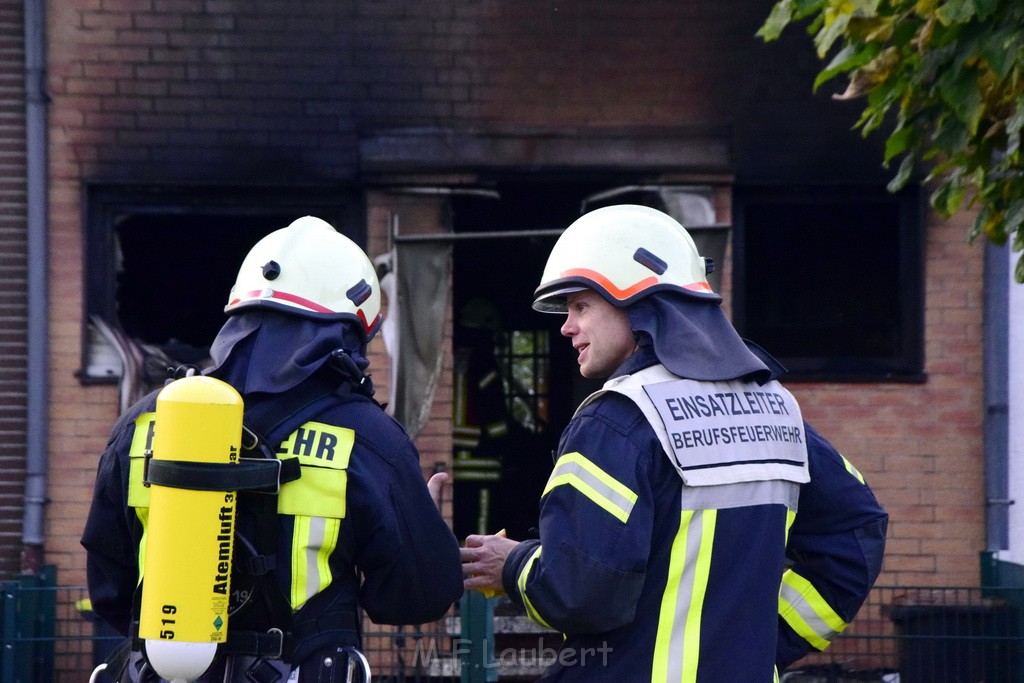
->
[[20, 0, 49, 574], [984, 242, 1010, 553]]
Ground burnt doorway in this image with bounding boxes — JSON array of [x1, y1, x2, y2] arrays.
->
[[449, 179, 611, 542]]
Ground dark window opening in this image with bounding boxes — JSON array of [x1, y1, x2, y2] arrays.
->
[[82, 185, 363, 384], [114, 214, 288, 348], [733, 185, 924, 382]]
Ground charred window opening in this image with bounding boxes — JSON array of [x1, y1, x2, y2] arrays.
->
[[733, 184, 925, 382], [114, 213, 285, 349], [82, 185, 363, 386]]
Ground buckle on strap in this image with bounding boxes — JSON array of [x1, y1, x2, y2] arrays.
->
[[241, 425, 260, 451], [223, 627, 284, 659]]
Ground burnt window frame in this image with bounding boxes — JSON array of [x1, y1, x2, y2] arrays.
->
[[732, 183, 925, 383], [80, 184, 364, 384]]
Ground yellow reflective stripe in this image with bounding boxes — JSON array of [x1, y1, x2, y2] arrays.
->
[[290, 515, 341, 610], [128, 457, 150, 510], [785, 508, 797, 545], [279, 468, 347, 518], [651, 509, 716, 683], [839, 454, 865, 484], [277, 421, 353, 518], [779, 569, 848, 650], [543, 452, 637, 523], [127, 414, 158, 582], [517, 546, 554, 630], [127, 413, 157, 509]]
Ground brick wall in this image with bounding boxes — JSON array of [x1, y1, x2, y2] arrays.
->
[[45, 0, 986, 620]]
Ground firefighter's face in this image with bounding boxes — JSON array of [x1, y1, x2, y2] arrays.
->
[[561, 289, 637, 379]]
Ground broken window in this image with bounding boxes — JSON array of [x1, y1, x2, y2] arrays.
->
[[81, 185, 363, 404]]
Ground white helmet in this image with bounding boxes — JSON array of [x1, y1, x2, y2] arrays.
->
[[533, 204, 719, 313], [225, 215, 382, 339]]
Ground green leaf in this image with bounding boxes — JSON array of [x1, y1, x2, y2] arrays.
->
[[970, 0, 999, 21], [815, 44, 869, 90], [758, 0, 795, 41], [814, 13, 852, 57], [792, 0, 826, 20], [920, 42, 958, 77], [887, 154, 916, 192], [938, 67, 984, 134], [931, 114, 969, 154], [976, 29, 1017, 80], [936, 0, 977, 26], [1005, 97, 1024, 157], [931, 180, 953, 214], [930, 174, 967, 216], [1005, 199, 1024, 234], [1016, 253, 1024, 284], [969, 208, 986, 241], [885, 124, 916, 163]]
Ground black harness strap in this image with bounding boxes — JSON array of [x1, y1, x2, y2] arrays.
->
[[144, 457, 301, 492], [220, 627, 286, 659]]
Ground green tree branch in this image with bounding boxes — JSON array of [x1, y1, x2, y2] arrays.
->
[[759, 0, 1024, 282]]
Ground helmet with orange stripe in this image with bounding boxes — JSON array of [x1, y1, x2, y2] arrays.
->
[[224, 215, 382, 339], [532, 204, 719, 313]]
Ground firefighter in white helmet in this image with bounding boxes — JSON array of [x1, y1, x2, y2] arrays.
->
[[460, 204, 888, 681], [83, 216, 463, 682]]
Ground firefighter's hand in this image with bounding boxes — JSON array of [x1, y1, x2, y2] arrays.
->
[[427, 472, 449, 510], [461, 533, 518, 597]]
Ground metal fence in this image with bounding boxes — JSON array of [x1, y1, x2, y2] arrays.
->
[[4, 576, 1023, 682], [783, 586, 1024, 682]]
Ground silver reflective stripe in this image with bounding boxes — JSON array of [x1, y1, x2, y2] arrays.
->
[[779, 579, 844, 645], [680, 478, 800, 512], [304, 516, 327, 603], [652, 508, 714, 683], [546, 456, 637, 522], [667, 511, 703, 681]]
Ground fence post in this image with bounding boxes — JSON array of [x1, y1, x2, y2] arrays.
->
[[14, 572, 38, 683], [459, 591, 496, 683], [33, 566, 56, 683], [1, 580, 18, 683]]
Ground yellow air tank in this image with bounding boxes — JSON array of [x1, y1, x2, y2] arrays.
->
[[139, 375, 243, 682]]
